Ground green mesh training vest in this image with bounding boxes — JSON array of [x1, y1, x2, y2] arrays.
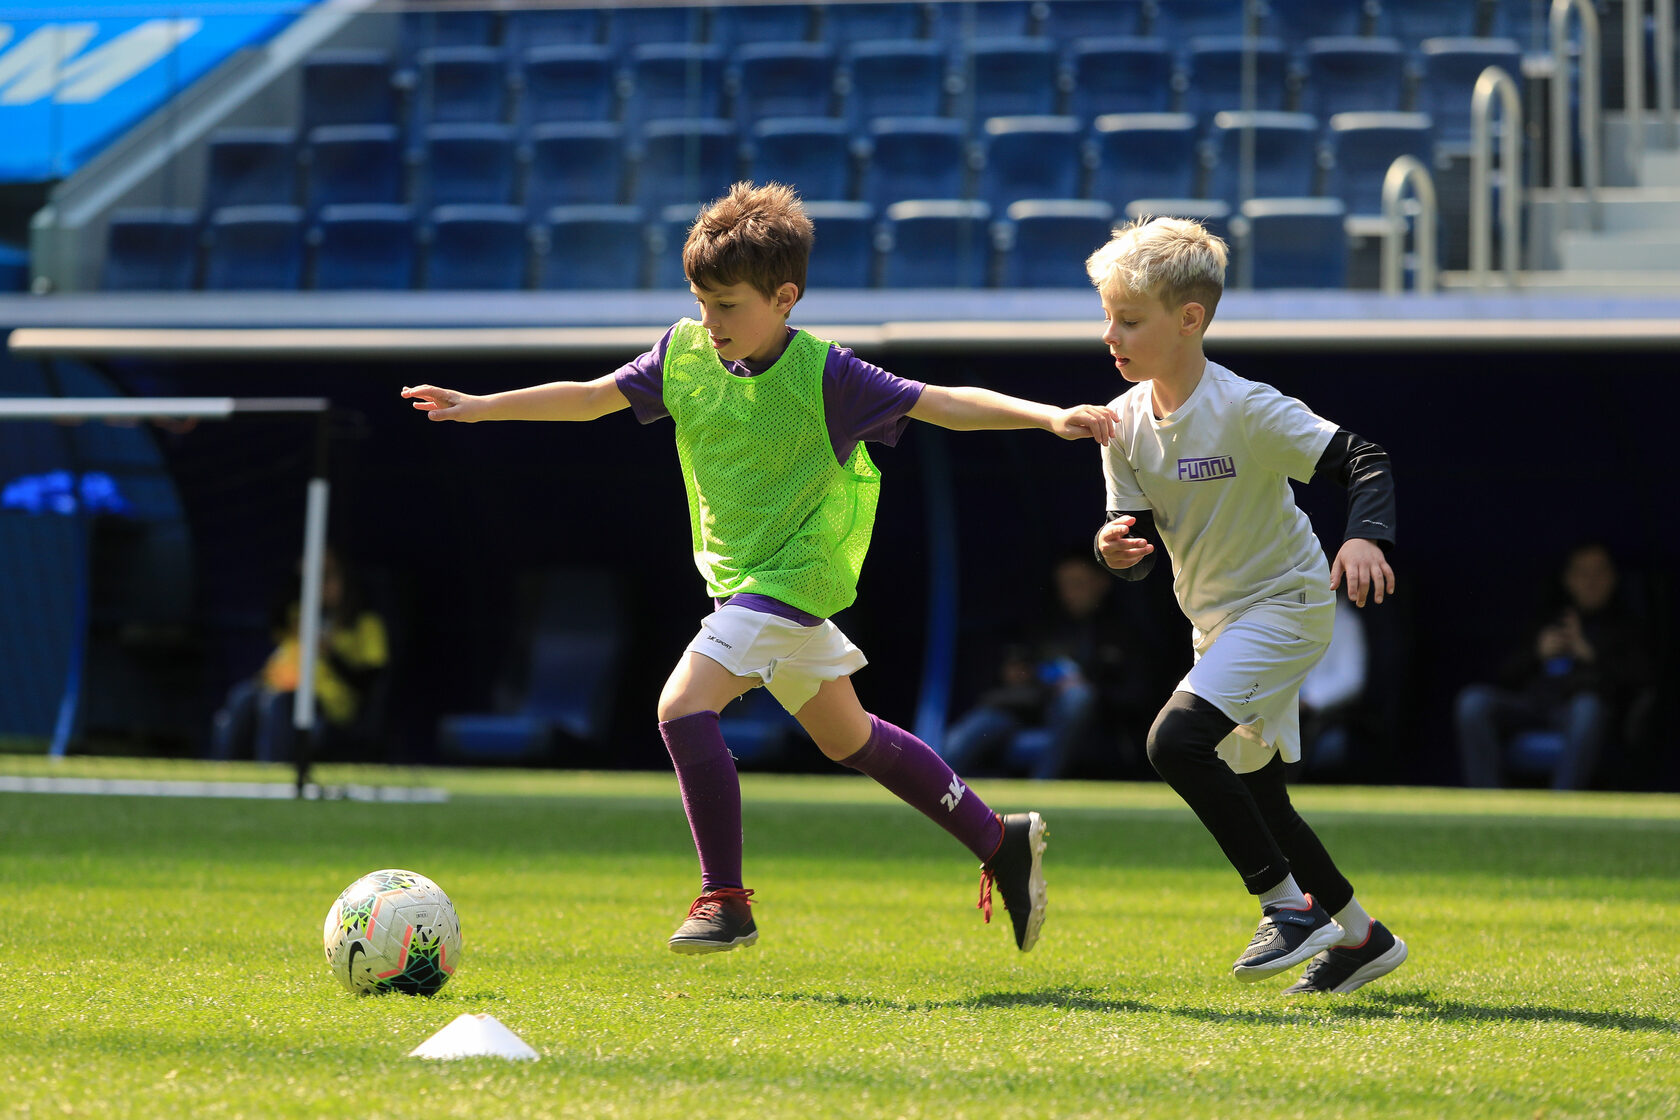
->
[[664, 318, 882, 618]]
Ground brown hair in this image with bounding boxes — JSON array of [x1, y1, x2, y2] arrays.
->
[[682, 181, 814, 302]]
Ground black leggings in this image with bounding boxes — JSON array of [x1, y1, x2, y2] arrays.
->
[[1146, 690, 1354, 912]]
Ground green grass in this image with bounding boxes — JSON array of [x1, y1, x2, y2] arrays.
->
[[4, 758, 1678, 1119]]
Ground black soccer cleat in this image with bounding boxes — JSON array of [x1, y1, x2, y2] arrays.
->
[[668, 887, 758, 954], [1283, 919, 1409, 995], [978, 811, 1048, 952], [1231, 893, 1342, 981]]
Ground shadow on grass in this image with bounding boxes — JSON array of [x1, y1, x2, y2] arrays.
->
[[749, 986, 1680, 1034]]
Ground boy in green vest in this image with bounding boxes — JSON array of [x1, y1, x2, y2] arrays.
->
[[404, 181, 1117, 956]]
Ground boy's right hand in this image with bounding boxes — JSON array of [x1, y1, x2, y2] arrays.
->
[[402, 384, 485, 422], [1096, 515, 1154, 569]]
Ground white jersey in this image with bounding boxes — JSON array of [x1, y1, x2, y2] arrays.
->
[[1101, 360, 1339, 652]]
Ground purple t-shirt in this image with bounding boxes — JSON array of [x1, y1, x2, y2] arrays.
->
[[614, 324, 926, 625]]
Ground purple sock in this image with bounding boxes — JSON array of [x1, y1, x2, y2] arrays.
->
[[839, 715, 1003, 862], [659, 711, 743, 891]]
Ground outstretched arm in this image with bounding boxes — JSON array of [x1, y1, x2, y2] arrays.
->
[[909, 384, 1116, 444], [402, 373, 630, 423]]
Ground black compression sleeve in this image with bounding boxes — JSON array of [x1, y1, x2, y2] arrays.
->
[[1315, 429, 1396, 551], [1093, 509, 1159, 581]]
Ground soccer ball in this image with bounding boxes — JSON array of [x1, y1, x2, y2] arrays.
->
[[323, 869, 462, 996]]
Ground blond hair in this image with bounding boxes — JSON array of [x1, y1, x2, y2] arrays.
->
[[682, 181, 814, 303], [1085, 216, 1227, 325]]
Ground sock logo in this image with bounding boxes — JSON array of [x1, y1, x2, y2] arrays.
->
[[940, 776, 965, 812]]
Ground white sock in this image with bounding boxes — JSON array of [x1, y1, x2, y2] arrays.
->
[[1333, 898, 1373, 946], [1257, 875, 1309, 911]]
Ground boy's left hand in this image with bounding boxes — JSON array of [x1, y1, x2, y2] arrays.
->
[[1331, 538, 1394, 607], [1051, 404, 1118, 445]]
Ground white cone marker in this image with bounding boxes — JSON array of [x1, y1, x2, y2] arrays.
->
[[409, 1013, 539, 1060]]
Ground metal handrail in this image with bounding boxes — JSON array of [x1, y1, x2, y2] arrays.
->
[[1550, 0, 1601, 229], [1471, 65, 1523, 285], [1629, 0, 1679, 159], [1381, 155, 1438, 294], [1660, 0, 1678, 147]]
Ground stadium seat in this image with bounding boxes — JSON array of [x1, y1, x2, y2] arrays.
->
[[1037, 0, 1148, 44], [1149, 0, 1259, 40], [879, 199, 994, 286], [518, 45, 619, 125], [1238, 197, 1348, 288], [624, 43, 727, 128], [1204, 110, 1320, 208], [859, 116, 970, 210], [748, 117, 855, 201], [203, 127, 298, 211], [998, 198, 1116, 287], [605, 6, 705, 58], [961, 36, 1061, 122], [1067, 37, 1175, 123], [976, 115, 1085, 212], [413, 45, 509, 126], [823, 2, 926, 42], [311, 203, 416, 290], [203, 205, 306, 290], [525, 122, 627, 215], [632, 119, 742, 211], [503, 8, 603, 53], [540, 204, 647, 289], [424, 204, 530, 289], [710, 4, 816, 45], [305, 124, 404, 214], [930, 1, 1036, 42], [1301, 37, 1408, 121], [1417, 38, 1523, 149], [1121, 195, 1233, 246], [804, 200, 878, 287], [102, 208, 199, 290], [1089, 112, 1199, 210], [1385, 0, 1483, 45], [420, 123, 520, 207], [1264, 0, 1369, 48], [733, 42, 840, 127], [845, 39, 951, 127], [1488, 0, 1554, 54], [650, 203, 701, 288], [401, 8, 497, 59], [1324, 111, 1435, 215], [1183, 36, 1288, 128], [300, 50, 396, 131]]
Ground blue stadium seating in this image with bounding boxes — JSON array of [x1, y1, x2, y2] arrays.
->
[[1238, 196, 1348, 288], [880, 199, 994, 286], [421, 123, 520, 207], [1489, 0, 1556, 53], [401, 8, 497, 60], [845, 39, 950, 126], [633, 119, 741, 211], [1385, 0, 1483, 45], [1265, 0, 1369, 47], [1204, 110, 1320, 208], [204, 205, 306, 290], [999, 198, 1116, 287], [748, 117, 855, 201], [503, 9, 603, 53], [710, 4, 816, 45], [1302, 37, 1408, 121], [519, 45, 619, 125], [625, 43, 727, 128], [930, 1, 1036, 41], [305, 124, 404, 214], [1417, 37, 1523, 149], [824, 2, 926, 42], [804, 200, 878, 287], [734, 43, 840, 127], [1037, 0, 1148, 44], [962, 36, 1061, 122], [651, 203, 700, 288], [526, 122, 627, 213], [424, 204, 530, 289], [300, 50, 396, 131], [1149, 0, 1258, 41], [606, 6, 705, 57], [540, 205, 646, 289], [1121, 196, 1232, 246], [1183, 36, 1288, 128], [414, 45, 509, 126], [1067, 37, 1175, 122], [102, 209, 199, 290], [976, 115, 1085, 212], [312, 203, 416, 290], [203, 127, 297, 211], [1324, 111, 1434, 215], [859, 116, 969, 209], [1089, 112, 1199, 209]]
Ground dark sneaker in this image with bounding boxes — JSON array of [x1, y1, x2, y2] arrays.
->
[[667, 887, 757, 954], [1283, 920, 1409, 995], [1231, 893, 1342, 982], [977, 811, 1048, 952]]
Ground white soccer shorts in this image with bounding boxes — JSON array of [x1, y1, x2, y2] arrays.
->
[[1180, 615, 1330, 774], [684, 604, 868, 713]]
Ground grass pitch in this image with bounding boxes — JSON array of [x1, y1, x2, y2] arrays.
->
[[3, 757, 1678, 1119]]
